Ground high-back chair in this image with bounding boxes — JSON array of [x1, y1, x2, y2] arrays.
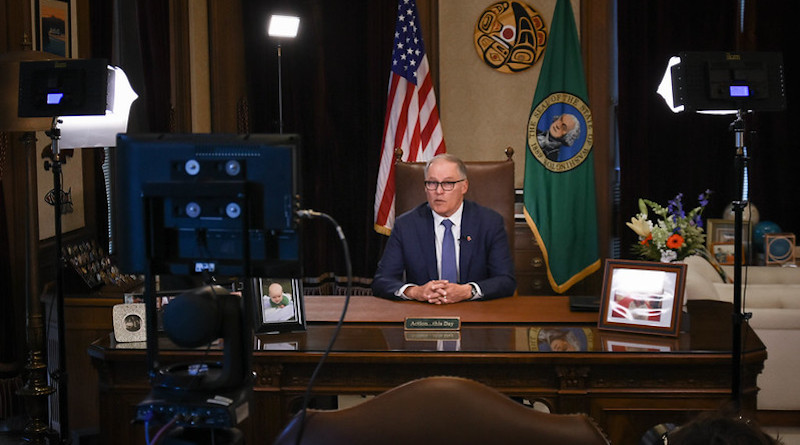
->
[[272, 376, 610, 445], [393, 147, 516, 251]]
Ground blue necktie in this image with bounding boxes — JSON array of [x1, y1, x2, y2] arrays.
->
[[441, 219, 457, 282]]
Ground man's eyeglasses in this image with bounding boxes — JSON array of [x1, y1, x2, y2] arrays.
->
[[423, 179, 465, 191]]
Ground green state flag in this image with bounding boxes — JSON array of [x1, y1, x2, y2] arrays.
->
[[523, 0, 600, 293]]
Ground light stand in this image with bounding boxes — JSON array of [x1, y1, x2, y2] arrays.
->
[[15, 59, 137, 443], [277, 43, 284, 134], [43, 116, 70, 443], [658, 51, 786, 414], [267, 14, 300, 134], [729, 110, 750, 412]]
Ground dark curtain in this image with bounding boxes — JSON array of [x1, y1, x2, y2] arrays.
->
[[241, 0, 396, 285], [88, 0, 175, 254], [90, 0, 170, 135], [617, 1, 800, 259]]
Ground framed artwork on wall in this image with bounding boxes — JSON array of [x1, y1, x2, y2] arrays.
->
[[34, 0, 72, 58]]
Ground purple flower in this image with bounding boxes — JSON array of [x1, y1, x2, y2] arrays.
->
[[698, 189, 711, 207], [668, 193, 686, 219]]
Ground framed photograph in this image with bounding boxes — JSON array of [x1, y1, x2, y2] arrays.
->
[[710, 242, 736, 266], [251, 278, 305, 333], [112, 303, 146, 343], [706, 218, 751, 263], [528, 327, 594, 352], [598, 259, 687, 337]]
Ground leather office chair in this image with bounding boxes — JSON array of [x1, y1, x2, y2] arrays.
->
[[393, 148, 516, 251], [272, 376, 610, 445]]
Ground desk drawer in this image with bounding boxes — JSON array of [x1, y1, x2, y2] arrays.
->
[[515, 249, 545, 272], [514, 224, 539, 250], [516, 272, 553, 295]]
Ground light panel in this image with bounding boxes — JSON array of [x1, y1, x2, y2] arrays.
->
[[268, 15, 300, 38]]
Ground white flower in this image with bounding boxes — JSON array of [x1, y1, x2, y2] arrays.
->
[[660, 249, 678, 263], [625, 215, 652, 238]]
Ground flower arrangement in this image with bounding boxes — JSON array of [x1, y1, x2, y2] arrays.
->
[[626, 190, 712, 263]]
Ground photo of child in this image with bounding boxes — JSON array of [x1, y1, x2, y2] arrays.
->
[[261, 280, 296, 323]]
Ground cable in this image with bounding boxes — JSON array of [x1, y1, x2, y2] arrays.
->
[[293, 209, 352, 445], [149, 414, 179, 445]]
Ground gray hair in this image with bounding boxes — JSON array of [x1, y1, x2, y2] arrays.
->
[[424, 153, 468, 179], [558, 114, 582, 147]]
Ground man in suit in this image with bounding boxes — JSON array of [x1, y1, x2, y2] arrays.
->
[[372, 154, 516, 303]]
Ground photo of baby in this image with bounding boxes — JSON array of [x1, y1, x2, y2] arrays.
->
[[261, 280, 297, 323]]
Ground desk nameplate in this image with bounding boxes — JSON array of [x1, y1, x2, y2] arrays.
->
[[404, 317, 461, 330]]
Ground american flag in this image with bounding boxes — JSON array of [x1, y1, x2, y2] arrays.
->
[[373, 0, 446, 235]]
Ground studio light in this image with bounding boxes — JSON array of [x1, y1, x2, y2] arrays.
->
[[268, 14, 300, 38], [657, 51, 785, 115], [656, 50, 786, 414], [15, 58, 137, 443], [267, 14, 300, 134], [656, 56, 684, 113], [57, 66, 138, 148]]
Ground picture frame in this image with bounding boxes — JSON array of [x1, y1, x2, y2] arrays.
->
[[598, 259, 687, 337], [112, 303, 146, 343], [706, 218, 751, 264], [34, 0, 72, 58], [765, 233, 796, 265], [710, 242, 736, 266], [251, 277, 305, 333], [528, 327, 594, 351]]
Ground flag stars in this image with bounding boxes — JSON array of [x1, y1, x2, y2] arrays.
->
[[390, 0, 425, 81]]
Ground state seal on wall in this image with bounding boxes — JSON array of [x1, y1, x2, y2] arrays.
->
[[527, 92, 593, 172], [473, 1, 547, 73]]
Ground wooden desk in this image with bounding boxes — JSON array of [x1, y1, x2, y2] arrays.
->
[[303, 294, 600, 323], [88, 297, 765, 445]]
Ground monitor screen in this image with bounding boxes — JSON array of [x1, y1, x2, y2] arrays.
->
[[112, 133, 302, 277]]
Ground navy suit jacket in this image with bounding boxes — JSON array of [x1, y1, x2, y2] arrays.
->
[[372, 200, 516, 300]]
